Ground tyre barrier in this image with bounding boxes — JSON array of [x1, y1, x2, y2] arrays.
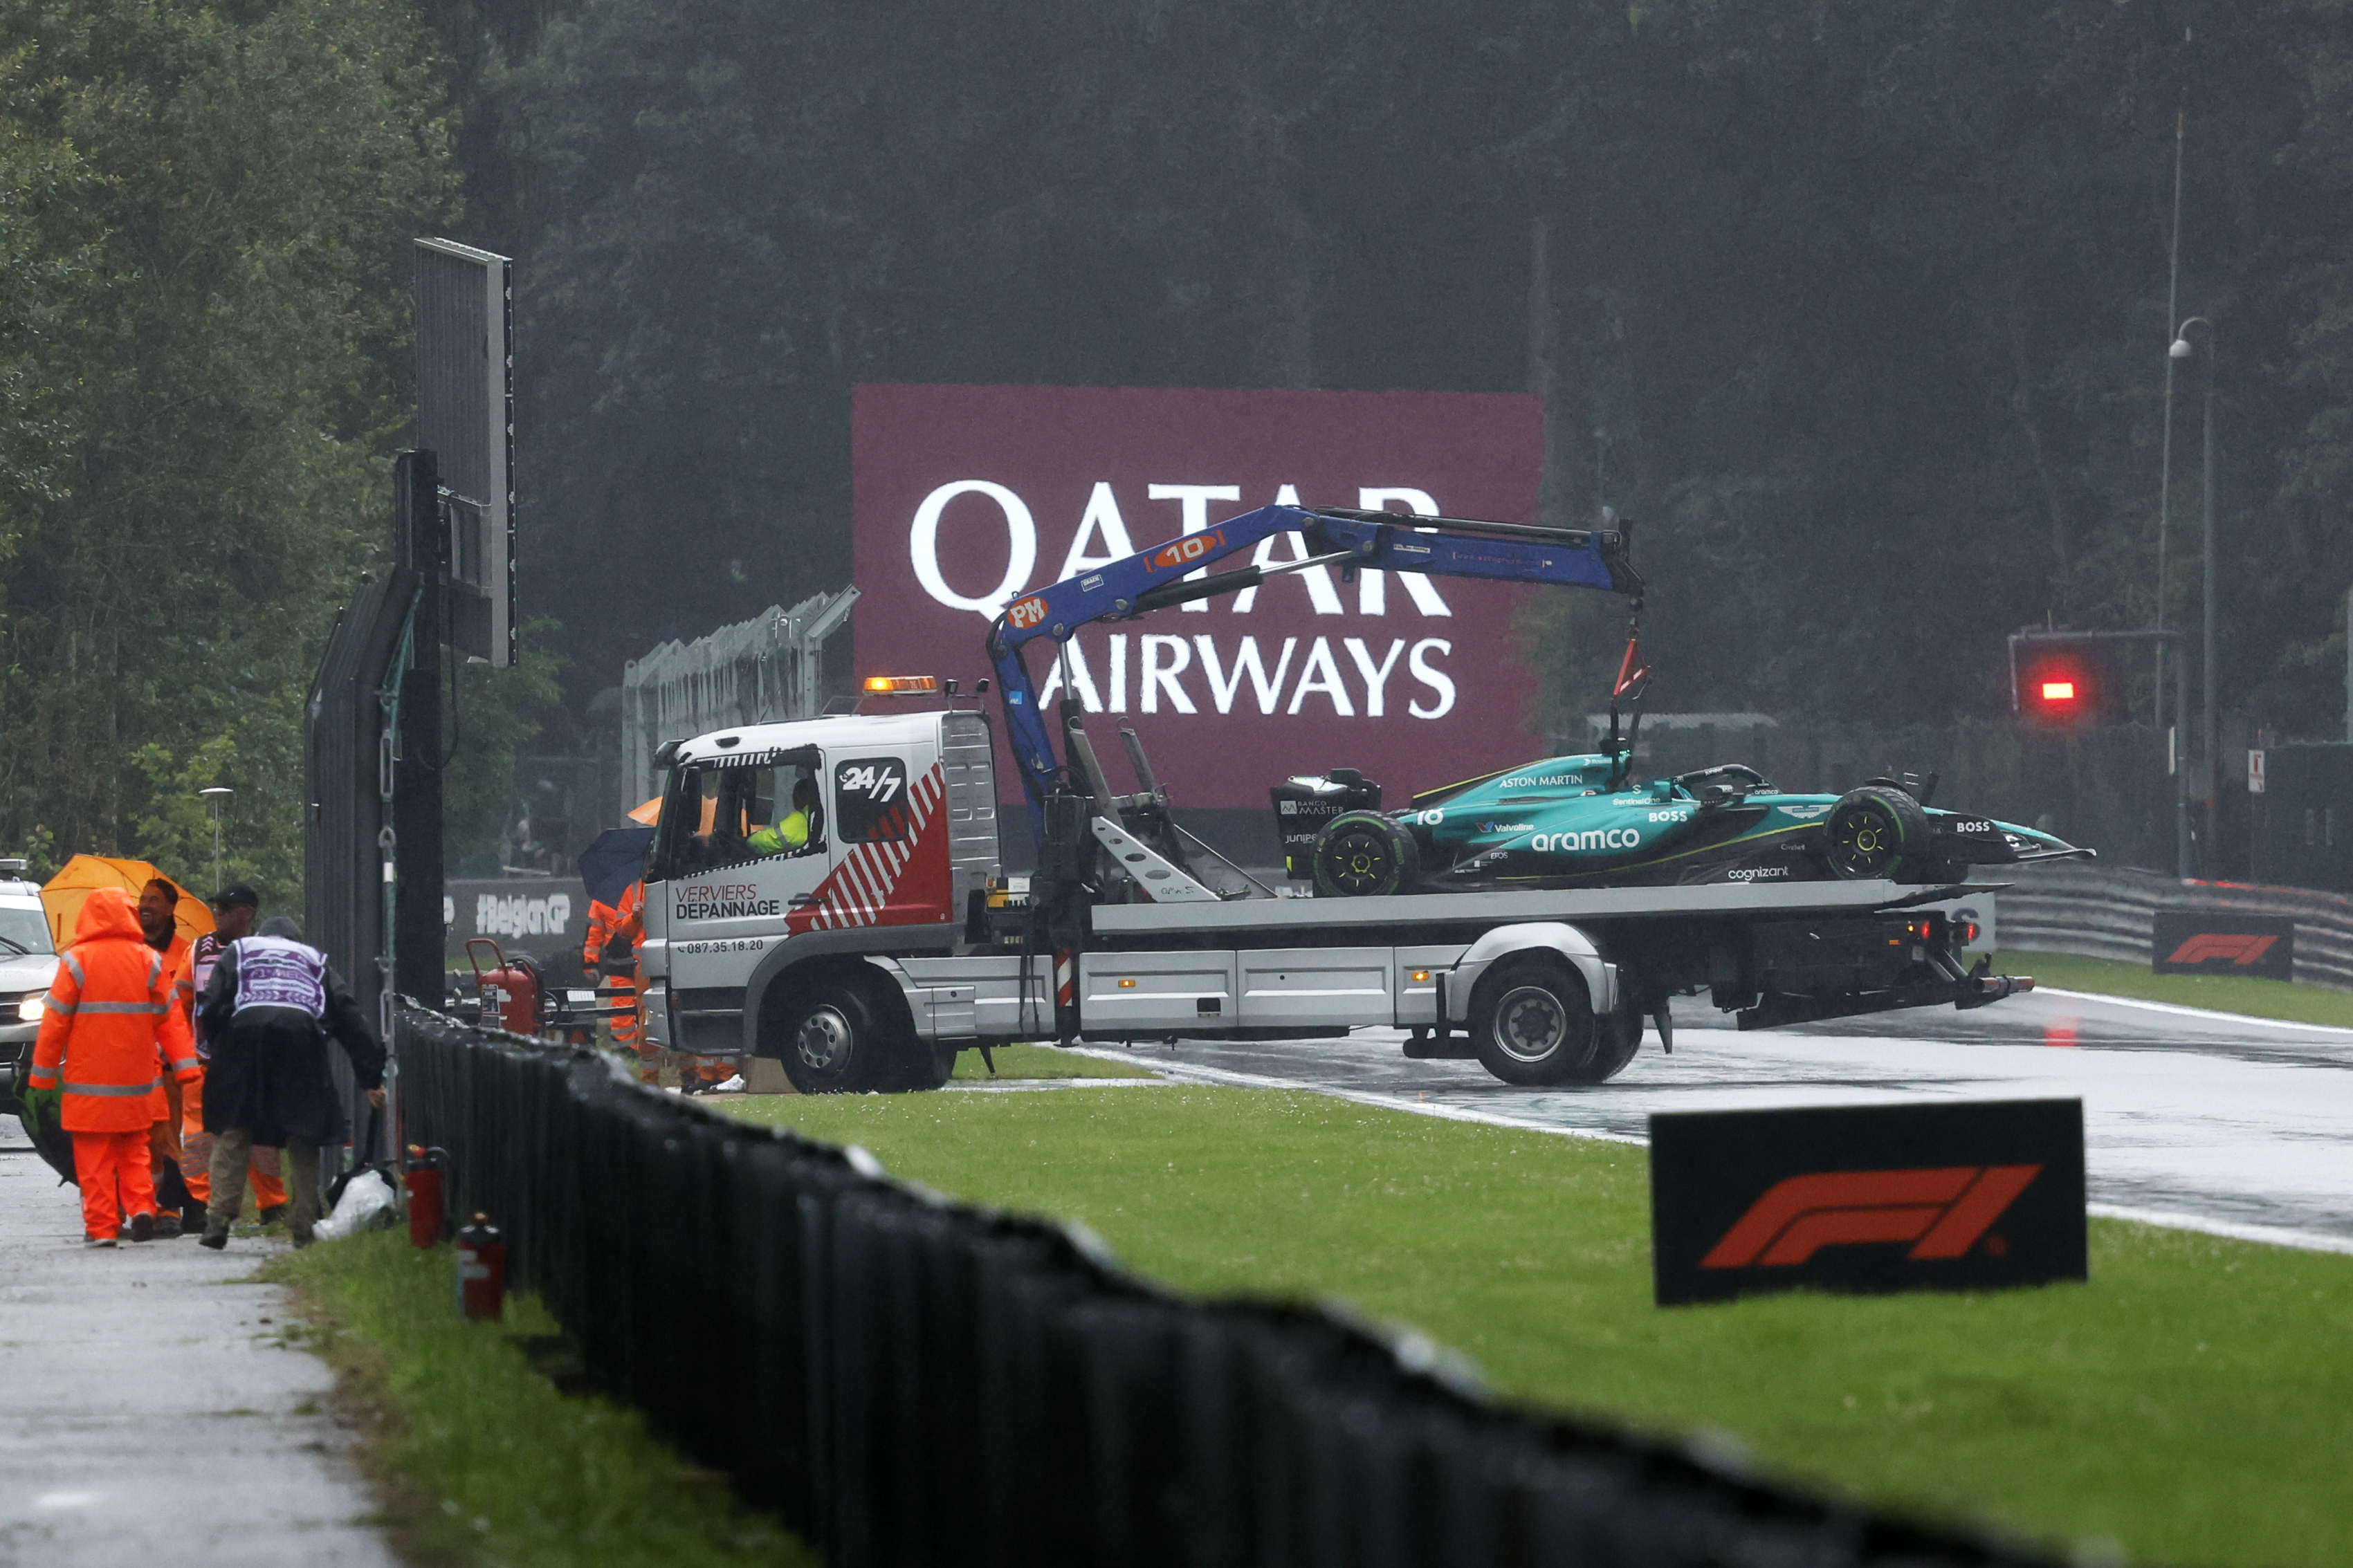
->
[[394, 1001, 2063, 1568], [1993, 863, 2353, 992]]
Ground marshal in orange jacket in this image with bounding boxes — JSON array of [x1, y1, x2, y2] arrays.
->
[[27, 889, 200, 1132]]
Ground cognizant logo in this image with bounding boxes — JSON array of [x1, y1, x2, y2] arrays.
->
[[1528, 828, 1640, 852]]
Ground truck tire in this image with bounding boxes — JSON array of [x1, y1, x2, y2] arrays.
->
[[1312, 811, 1421, 897], [1470, 956, 1602, 1086], [1822, 785, 1932, 880], [885, 1041, 956, 1093], [778, 976, 895, 1094]]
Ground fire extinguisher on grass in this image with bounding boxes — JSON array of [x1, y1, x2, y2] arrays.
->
[[403, 1145, 449, 1248], [456, 1212, 505, 1321]]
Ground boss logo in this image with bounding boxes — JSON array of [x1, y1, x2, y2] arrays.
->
[[1950, 819, 1997, 835], [1147, 530, 1224, 572], [1006, 595, 1048, 629]]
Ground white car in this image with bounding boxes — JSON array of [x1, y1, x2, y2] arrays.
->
[[0, 860, 58, 1107]]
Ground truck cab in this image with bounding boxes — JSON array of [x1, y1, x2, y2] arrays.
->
[[639, 703, 1000, 1067]]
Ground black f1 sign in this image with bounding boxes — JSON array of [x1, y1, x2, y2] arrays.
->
[[2152, 911, 2295, 980], [1649, 1100, 2087, 1307]]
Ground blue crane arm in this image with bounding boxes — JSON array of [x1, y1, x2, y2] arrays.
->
[[985, 504, 1643, 841]]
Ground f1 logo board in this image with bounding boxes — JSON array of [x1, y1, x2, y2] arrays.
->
[[1649, 1100, 2086, 1306], [2152, 911, 2294, 980]]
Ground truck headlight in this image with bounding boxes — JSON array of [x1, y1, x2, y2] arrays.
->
[[17, 995, 43, 1022]]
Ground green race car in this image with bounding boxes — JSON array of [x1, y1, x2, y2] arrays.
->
[[1307, 755, 2089, 896]]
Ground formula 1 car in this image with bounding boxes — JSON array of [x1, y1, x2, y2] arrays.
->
[[1306, 756, 2091, 896]]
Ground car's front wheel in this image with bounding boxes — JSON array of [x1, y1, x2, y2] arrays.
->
[[1821, 785, 1932, 880]]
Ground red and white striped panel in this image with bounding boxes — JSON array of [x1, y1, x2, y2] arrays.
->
[[787, 764, 951, 934]]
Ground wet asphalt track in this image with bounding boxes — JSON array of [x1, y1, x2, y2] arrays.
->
[[1069, 984, 2353, 1254]]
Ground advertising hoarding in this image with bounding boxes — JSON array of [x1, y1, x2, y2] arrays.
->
[[851, 383, 1546, 859]]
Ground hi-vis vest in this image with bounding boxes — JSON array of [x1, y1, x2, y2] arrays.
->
[[231, 937, 328, 1020]]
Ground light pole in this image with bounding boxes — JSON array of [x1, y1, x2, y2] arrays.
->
[[2170, 317, 2216, 872], [197, 786, 234, 894], [2159, 107, 2188, 878]]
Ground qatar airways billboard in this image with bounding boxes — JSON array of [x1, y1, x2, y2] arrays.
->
[[850, 383, 1544, 820]]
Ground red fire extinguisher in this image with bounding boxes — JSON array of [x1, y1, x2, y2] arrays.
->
[[465, 938, 541, 1035], [456, 1212, 505, 1321], [403, 1145, 448, 1248]]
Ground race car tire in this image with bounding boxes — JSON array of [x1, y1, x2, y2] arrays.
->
[[1822, 785, 1932, 880], [1312, 811, 1422, 897], [1470, 956, 1602, 1086], [777, 972, 899, 1094]]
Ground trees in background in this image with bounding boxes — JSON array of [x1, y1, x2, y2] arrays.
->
[[450, 0, 2353, 738], [0, 0, 455, 892]]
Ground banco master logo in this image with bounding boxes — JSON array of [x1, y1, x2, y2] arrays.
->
[[2164, 932, 2279, 966], [1700, 1164, 2043, 1269]]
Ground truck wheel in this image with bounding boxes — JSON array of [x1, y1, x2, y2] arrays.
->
[[1822, 786, 1931, 880], [1470, 957, 1601, 1086], [778, 978, 892, 1094], [887, 1042, 956, 1093], [1312, 811, 1421, 897], [1577, 997, 1643, 1085]]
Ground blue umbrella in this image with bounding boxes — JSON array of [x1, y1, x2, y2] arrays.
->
[[578, 827, 654, 910]]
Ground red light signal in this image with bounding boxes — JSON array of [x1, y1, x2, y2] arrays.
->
[[2010, 635, 2124, 727]]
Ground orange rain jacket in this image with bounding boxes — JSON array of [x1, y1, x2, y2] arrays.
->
[[28, 889, 199, 1132]]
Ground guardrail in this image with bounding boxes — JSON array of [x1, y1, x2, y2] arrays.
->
[[1993, 864, 2353, 991], [394, 1002, 2058, 1568]]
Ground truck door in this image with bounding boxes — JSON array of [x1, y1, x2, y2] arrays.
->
[[787, 744, 955, 932], [655, 746, 836, 1008]]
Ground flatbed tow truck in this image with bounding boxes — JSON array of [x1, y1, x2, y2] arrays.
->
[[639, 505, 2030, 1091]]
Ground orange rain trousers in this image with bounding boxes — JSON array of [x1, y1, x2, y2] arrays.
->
[[75, 1128, 156, 1240]]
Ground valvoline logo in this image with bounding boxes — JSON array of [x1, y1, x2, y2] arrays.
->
[[1006, 595, 1048, 629], [1146, 530, 1224, 573]]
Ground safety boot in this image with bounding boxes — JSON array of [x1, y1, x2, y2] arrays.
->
[[128, 1212, 157, 1243], [198, 1227, 228, 1251], [83, 1233, 118, 1248]]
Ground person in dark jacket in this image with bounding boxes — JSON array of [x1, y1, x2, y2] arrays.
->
[[196, 916, 385, 1249]]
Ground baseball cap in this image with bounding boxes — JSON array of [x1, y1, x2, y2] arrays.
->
[[209, 883, 260, 911]]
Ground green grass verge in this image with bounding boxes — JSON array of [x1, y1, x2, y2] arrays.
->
[[951, 1041, 1154, 1080], [722, 1087, 2353, 1568], [1998, 948, 2353, 1028], [265, 1230, 812, 1567]]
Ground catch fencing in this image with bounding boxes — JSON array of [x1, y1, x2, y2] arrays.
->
[[1995, 863, 2353, 991], [395, 1001, 2058, 1568], [619, 588, 858, 816]]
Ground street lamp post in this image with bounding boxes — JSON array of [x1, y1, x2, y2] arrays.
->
[[197, 786, 235, 894], [2170, 318, 2216, 872]]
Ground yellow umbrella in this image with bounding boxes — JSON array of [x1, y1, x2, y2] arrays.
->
[[628, 796, 661, 826], [41, 855, 215, 950]]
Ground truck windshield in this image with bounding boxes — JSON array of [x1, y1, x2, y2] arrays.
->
[[651, 757, 826, 881], [0, 905, 54, 956]]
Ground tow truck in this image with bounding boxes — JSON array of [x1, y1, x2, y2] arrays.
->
[[639, 504, 2030, 1091]]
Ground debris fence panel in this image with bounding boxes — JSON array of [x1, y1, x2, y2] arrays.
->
[[392, 1002, 2058, 1568]]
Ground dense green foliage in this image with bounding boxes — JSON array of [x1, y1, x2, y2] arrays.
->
[[9, 1, 2353, 876], [428, 0, 2353, 732], [0, 0, 457, 890], [728, 1086, 2353, 1568]]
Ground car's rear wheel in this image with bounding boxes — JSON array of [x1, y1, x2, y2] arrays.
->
[[1822, 786, 1932, 880], [1312, 811, 1422, 897], [1470, 956, 1602, 1086]]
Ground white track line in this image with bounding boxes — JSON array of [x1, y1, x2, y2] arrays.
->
[[2033, 985, 2353, 1036], [1070, 1048, 2352, 1255]]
